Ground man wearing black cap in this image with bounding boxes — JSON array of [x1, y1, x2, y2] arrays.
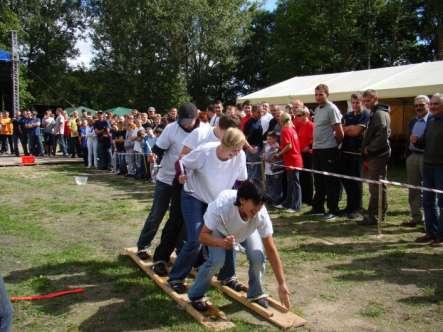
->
[[136, 103, 199, 274]]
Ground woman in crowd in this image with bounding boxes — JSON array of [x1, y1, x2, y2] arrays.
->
[[167, 127, 248, 293], [293, 107, 314, 205], [86, 118, 97, 168], [124, 115, 138, 177], [275, 112, 303, 212]]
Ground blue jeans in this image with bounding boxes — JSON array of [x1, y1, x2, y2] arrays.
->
[[423, 164, 443, 239], [266, 173, 284, 204], [0, 275, 13, 332], [283, 169, 302, 210], [56, 134, 67, 155], [188, 230, 265, 301], [246, 150, 262, 184], [169, 192, 207, 282]]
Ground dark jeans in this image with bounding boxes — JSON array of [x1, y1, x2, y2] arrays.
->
[[300, 152, 313, 205], [55, 134, 67, 155], [283, 169, 302, 210], [97, 138, 111, 169], [82, 145, 88, 166], [12, 135, 20, 156], [137, 180, 184, 263], [69, 136, 80, 157], [246, 150, 263, 186], [0, 135, 13, 153], [28, 133, 44, 156], [43, 133, 55, 155], [423, 164, 443, 239], [169, 191, 207, 282], [312, 148, 341, 214], [266, 173, 283, 204], [340, 152, 363, 212], [364, 155, 389, 222]]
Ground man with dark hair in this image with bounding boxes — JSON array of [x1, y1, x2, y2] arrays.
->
[[359, 89, 391, 226], [339, 93, 369, 219], [187, 180, 290, 311], [209, 100, 223, 126], [94, 111, 111, 169], [240, 100, 252, 131], [136, 103, 199, 274], [244, 105, 264, 183], [310, 84, 344, 220]]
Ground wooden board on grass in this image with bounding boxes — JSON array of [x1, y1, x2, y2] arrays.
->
[[170, 253, 307, 329], [125, 247, 234, 331]]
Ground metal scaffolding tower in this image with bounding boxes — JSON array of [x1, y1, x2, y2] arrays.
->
[[11, 30, 19, 117]]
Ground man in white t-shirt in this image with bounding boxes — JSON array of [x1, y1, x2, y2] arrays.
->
[[209, 100, 223, 127], [187, 181, 291, 311], [260, 102, 273, 134], [136, 103, 199, 267]]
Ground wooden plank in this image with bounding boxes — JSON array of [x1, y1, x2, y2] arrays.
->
[[209, 279, 306, 330], [125, 247, 234, 330], [170, 253, 307, 329]]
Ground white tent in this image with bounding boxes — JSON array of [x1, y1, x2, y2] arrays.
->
[[237, 61, 443, 104]]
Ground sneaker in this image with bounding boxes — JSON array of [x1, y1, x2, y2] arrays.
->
[[222, 279, 248, 292], [136, 249, 150, 260], [322, 213, 336, 221], [168, 281, 187, 294], [285, 208, 298, 213], [190, 299, 209, 312], [274, 204, 284, 209], [415, 234, 433, 243], [152, 262, 168, 277], [251, 296, 269, 308]]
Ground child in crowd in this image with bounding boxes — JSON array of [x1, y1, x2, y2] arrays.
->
[[112, 119, 127, 175], [263, 131, 284, 204], [79, 119, 88, 166], [134, 128, 147, 179]]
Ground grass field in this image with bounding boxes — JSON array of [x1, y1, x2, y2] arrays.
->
[[1, 164, 442, 331]]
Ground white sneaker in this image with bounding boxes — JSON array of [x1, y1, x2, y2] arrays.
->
[[274, 204, 284, 209], [285, 208, 298, 213]]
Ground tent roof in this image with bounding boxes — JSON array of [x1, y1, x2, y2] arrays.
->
[[0, 49, 11, 62], [104, 106, 133, 116], [238, 61, 443, 104]]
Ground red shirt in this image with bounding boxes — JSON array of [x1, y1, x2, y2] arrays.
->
[[294, 119, 314, 153], [240, 114, 251, 131], [64, 121, 71, 137], [280, 126, 303, 168]]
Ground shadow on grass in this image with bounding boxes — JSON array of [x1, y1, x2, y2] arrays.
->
[[5, 255, 192, 331], [328, 251, 443, 305]]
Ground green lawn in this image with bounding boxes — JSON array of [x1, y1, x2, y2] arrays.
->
[[1, 164, 442, 331]]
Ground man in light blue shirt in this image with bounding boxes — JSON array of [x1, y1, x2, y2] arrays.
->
[[403, 95, 431, 227]]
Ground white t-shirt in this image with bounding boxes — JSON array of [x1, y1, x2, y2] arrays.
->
[[182, 142, 247, 203], [183, 125, 218, 150], [209, 115, 219, 127], [156, 122, 192, 185], [204, 189, 273, 243], [260, 112, 273, 134]]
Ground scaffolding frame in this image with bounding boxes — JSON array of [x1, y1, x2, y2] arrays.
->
[[11, 30, 19, 117]]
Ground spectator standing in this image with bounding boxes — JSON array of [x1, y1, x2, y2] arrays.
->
[[293, 107, 314, 205], [243, 104, 264, 183], [209, 100, 223, 127], [275, 112, 303, 212], [264, 131, 284, 204], [94, 111, 111, 170], [28, 111, 44, 156], [260, 102, 273, 135], [403, 95, 431, 228], [54, 108, 67, 156], [340, 93, 370, 219], [11, 111, 22, 156], [265, 105, 282, 137], [239, 100, 252, 131], [79, 119, 88, 166], [112, 118, 127, 175], [414, 93, 443, 245], [310, 84, 344, 220], [0, 112, 13, 154], [68, 111, 80, 158], [42, 110, 56, 156], [124, 115, 138, 177], [360, 89, 391, 226], [167, 107, 178, 123], [86, 118, 97, 168]]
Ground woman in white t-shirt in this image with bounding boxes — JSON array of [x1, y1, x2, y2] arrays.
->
[[187, 181, 291, 312], [168, 128, 247, 293]]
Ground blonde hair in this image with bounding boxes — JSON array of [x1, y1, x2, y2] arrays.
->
[[280, 111, 292, 124], [221, 128, 246, 149]]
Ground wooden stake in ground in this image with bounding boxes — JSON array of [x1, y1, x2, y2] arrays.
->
[[125, 247, 234, 330]]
